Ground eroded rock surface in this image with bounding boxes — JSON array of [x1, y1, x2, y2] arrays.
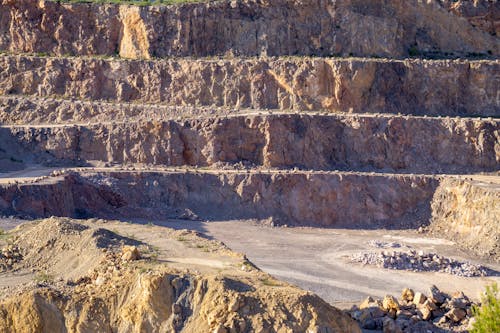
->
[[2, 114, 498, 174], [0, 55, 498, 115], [0, 170, 438, 228], [430, 177, 500, 262], [0, 0, 497, 59]]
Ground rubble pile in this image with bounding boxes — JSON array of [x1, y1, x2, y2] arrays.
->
[[350, 250, 491, 277], [349, 285, 478, 332]]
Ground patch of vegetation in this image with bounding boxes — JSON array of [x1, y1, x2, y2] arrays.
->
[[260, 277, 281, 287], [176, 236, 188, 242], [408, 45, 420, 57], [34, 272, 54, 284], [471, 283, 500, 333]]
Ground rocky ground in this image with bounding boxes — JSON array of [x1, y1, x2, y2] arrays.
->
[[0, 217, 360, 333]]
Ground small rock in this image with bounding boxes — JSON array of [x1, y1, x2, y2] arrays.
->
[[418, 306, 432, 321], [429, 285, 446, 304], [383, 295, 400, 311], [445, 308, 466, 323], [422, 299, 437, 311], [401, 288, 414, 302], [94, 275, 106, 286], [413, 292, 427, 306], [361, 318, 376, 330], [383, 317, 402, 333], [121, 246, 140, 261]]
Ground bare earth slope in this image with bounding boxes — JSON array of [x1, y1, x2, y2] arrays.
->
[[0, 217, 360, 333]]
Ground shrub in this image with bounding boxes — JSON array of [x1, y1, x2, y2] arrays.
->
[[471, 283, 500, 333]]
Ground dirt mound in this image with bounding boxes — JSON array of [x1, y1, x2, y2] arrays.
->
[[2, 217, 142, 280], [0, 218, 360, 333]]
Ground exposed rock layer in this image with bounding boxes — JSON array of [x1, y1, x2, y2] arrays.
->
[[3, 114, 499, 174], [430, 178, 500, 262], [0, 0, 497, 59], [0, 56, 498, 116], [0, 171, 439, 228]]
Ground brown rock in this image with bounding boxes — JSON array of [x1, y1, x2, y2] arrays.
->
[[1, 0, 497, 59], [428, 285, 446, 305], [383, 295, 400, 312], [418, 307, 432, 321], [445, 308, 466, 323], [121, 246, 140, 261], [413, 292, 427, 306], [401, 288, 414, 302], [423, 300, 437, 311]]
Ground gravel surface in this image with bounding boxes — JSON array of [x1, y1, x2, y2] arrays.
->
[[350, 250, 494, 277]]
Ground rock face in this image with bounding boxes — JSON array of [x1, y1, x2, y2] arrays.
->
[[3, 114, 499, 174], [0, 171, 439, 228], [0, 55, 498, 116], [430, 177, 500, 262], [0, 0, 497, 59]]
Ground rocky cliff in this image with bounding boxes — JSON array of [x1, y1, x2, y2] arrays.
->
[[0, 55, 498, 116], [0, 170, 438, 228], [0, 0, 498, 59], [430, 177, 500, 262], [3, 114, 499, 174]]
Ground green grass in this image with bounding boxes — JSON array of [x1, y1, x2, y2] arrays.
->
[[49, 0, 210, 6], [471, 283, 500, 333], [34, 272, 54, 284]]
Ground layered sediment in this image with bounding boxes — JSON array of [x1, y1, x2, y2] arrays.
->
[[0, 170, 439, 228], [0, 0, 497, 59], [430, 177, 500, 262], [0, 55, 498, 116], [2, 114, 498, 174]]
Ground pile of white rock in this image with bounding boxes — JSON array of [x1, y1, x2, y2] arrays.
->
[[349, 285, 477, 332], [350, 250, 490, 277]]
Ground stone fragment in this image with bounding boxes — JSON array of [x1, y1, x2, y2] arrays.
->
[[383, 295, 400, 311], [382, 317, 402, 333], [401, 288, 414, 302], [121, 246, 140, 261], [422, 299, 437, 311], [418, 306, 432, 321], [413, 292, 427, 306], [429, 285, 446, 304], [445, 308, 466, 323]]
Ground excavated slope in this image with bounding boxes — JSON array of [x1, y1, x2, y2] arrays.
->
[[0, 170, 438, 228], [430, 177, 500, 262], [0, 0, 498, 58], [1, 114, 498, 174], [1, 56, 498, 115], [0, 218, 360, 333]]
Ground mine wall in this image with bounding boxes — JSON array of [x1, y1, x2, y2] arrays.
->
[[0, 0, 497, 59], [2, 114, 499, 174], [0, 171, 439, 229], [0, 56, 498, 116]]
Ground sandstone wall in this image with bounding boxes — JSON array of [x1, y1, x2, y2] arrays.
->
[[4, 115, 499, 174], [0, 56, 498, 116], [430, 177, 500, 261], [0, 171, 439, 228], [0, 0, 497, 58]]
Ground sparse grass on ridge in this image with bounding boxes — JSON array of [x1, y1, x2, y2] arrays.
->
[[49, 0, 211, 6]]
